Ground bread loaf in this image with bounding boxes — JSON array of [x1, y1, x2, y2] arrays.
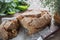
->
[[0, 25, 8, 40], [17, 10, 51, 34], [0, 18, 19, 40]]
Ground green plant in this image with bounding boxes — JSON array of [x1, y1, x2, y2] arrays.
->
[[0, 0, 29, 16], [41, 0, 60, 14], [54, 0, 60, 14]]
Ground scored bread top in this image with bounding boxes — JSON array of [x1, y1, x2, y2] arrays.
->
[[16, 10, 50, 20], [14, 10, 49, 18]]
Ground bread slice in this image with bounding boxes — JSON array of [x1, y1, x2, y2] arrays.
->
[[17, 10, 51, 35]]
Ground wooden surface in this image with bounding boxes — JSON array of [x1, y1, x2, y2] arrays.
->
[[45, 21, 60, 40], [45, 30, 60, 40]]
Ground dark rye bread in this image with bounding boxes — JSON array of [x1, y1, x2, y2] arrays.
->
[[17, 10, 51, 35], [0, 18, 19, 40]]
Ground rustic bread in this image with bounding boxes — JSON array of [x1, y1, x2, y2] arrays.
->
[[0, 25, 8, 40], [54, 13, 60, 24], [0, 18, 19, 40], [17, 10, 51, 35]]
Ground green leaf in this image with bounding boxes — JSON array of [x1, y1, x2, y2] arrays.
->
[[0, 2, 7, 14], [11, 2, 17, 7], [13, 0, 18, 2], [17, 5, 28, 11], [0, 0, 29, 15], [8, 11, 15, 15]]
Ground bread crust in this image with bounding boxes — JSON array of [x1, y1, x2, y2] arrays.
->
[[0, 18, 19, 40], [17, 10, 51, 35]]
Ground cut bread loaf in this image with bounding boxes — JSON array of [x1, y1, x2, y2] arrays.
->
[[17, 10, 51, 35]]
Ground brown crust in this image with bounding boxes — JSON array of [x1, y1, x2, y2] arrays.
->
[[0, 18, 20, 40], [17, 10, 51, 35], [54, 13, 60, 24], [0, 25, 8, 40]]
